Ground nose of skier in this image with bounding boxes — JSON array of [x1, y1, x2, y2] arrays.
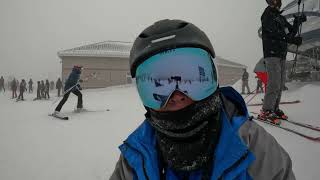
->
[[157, 90, 194, 112]]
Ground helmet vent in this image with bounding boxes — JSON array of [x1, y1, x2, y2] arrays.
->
[[176, 22, 188, 29], [139, 33, 149, 38]]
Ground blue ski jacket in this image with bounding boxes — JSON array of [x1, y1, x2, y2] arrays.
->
[[111, 87, 295, 180], [64, 68, 81, 92]]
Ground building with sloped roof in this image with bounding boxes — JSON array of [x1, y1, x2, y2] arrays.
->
[[58, 41, 246, 88]]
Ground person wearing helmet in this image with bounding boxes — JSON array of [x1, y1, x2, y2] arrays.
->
[[260, 0, 306, 124], [241, 68, 251, 94], [0, 76, 5, 92], [53, 65, 83, 115], [110, 19, 295, 180]]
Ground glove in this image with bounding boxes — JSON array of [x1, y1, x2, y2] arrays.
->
[[292, 36, 303, 46], [294, 13, 307, 23], [300, 13, 307, 23]]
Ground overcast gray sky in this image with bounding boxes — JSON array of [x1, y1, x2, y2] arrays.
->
[[0, 0, 292, 80]]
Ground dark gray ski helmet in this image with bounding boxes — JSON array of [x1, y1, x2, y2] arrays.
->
[[129, 19, 215, 78], [266, 0, 281, 6]]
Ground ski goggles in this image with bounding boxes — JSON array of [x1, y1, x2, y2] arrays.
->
[[135, 47, 218, 110]]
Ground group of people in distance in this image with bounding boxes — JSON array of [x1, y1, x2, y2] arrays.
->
[[0, 76, 63, 101]]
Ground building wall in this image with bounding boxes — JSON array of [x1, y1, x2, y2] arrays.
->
[[61, 56, 130, 88], [217, 66, 244, 86]]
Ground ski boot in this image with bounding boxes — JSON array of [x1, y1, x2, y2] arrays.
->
[[275, 109, 288, 120], [74, 105, 84, 113], [52, 111, 60, 116], [258, 110, 281, 125]]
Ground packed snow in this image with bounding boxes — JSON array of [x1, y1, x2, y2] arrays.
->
[[0, 81, 319, 180]]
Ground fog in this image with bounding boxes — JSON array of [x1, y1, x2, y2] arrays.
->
[[0, 0, 292, 81]]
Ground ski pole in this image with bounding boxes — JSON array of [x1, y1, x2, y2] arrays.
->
[[246, 92, 259, 105], [243, 89, 257, 100], [290, 0, 305, 76]]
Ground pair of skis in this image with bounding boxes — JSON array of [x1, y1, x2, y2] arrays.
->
[[250, 113, 320, 142], [48, 113, 69, 120], [48, 108, 110, 120], [247, 100, 301, 107]]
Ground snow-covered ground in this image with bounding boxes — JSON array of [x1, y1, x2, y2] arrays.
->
[[0, 82, 319, 180]]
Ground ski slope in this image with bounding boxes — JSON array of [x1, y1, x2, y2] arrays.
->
[[0, 82, 319, 180]]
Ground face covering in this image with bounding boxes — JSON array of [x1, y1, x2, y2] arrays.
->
[[146, 91, 222, 171]]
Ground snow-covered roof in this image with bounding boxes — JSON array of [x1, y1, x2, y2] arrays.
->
[[58, 41, 132, 58], [58, 40, 246, 69]]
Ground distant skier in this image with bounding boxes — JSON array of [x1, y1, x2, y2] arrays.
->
[[28, 78, 33, 93], [16, 80, 19, 91], [11, 78, 17, 98], [50, 80, 55, 91], [0, 76, 5, 92], [40, 80, 45, 98], [259, 0, 307, 124], [17, 79, 27, 101], [56, 78, 63, 97], [7, 80, 10, 91], [44, 79, 50, 99], [35, 81, 42, 100], [256, 76, 264, 93], [53, 65, 83, 115], [241, 68, 251, 94]]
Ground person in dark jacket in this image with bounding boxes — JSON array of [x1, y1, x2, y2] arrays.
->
[[28, 78, 33, 93], [110, 19, 295, 180], [16, 80, 19, 91], [44, 79, 50, 99], [40, 80, 45, 98], [50, 81, 55, 91], [17, 79, 27, 101], [0, 76, 5, 92], [241, 69, 251, 94], [56, 78, 63, 97], [259, 0, 306, 123], [11, 78, 17, 98], [256, 76, 264, 93], [53, 66, 83, 114], [35, 81, 41, 100]]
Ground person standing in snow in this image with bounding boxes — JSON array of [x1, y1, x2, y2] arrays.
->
[[53, 66, 83, 115], [241, 68, 251, 94], [16, 79, 19, 91], [17, 79, 27, 101], [256, 76, 264, 93], [35, 81, 42, 100], [110, 19, 295, 180], [40, 80, 45, 98], [259, 0, 306, 124], [0, 76, 5, 92], [28, 78, 33, 93], [11, 78, 17, 98], [50, 80, 55, 91], [44, 79, 50, 99], [56, 78, 63, 97]]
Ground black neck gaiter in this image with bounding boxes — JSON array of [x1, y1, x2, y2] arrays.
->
[[146, 92, 222, 172]]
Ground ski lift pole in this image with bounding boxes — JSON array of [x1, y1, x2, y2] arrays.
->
[[291, 0, 305, 76]]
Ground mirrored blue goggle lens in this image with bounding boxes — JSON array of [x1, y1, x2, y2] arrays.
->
[[135, 47, 218, 110]]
